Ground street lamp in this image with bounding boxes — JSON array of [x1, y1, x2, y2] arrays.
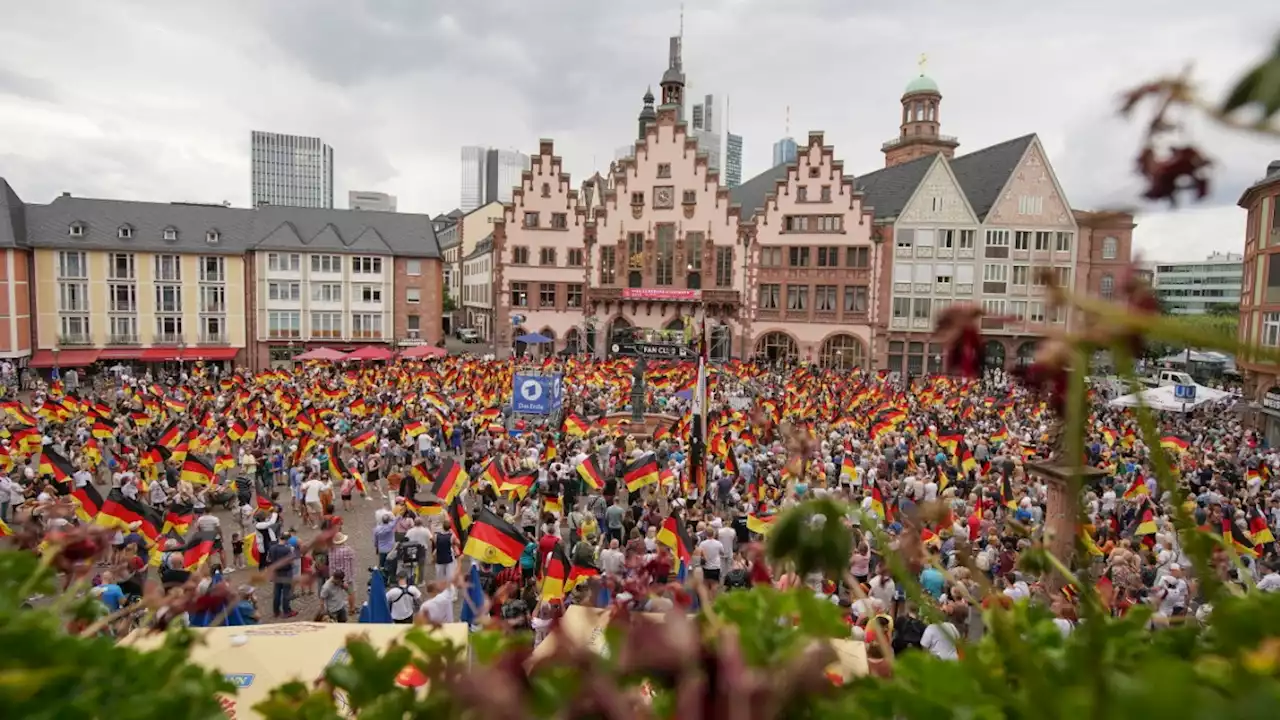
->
[[177, 337, 187, 377], [51, 343, 61, 381]]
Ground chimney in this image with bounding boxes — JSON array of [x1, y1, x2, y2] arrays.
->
[[61, 192, 71, 197]]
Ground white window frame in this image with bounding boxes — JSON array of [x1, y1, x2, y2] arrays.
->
[[985, 230, 1009, 247], [983, 263, 1008, 282], [1101, 237, 1118, 260]]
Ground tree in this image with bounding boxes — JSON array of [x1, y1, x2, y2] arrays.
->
[[1207, 303, 1240, 317], [443, 294, 457, 313]]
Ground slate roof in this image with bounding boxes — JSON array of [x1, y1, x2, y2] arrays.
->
[[728, 162, 791, 220], [853, 154, 937, 221], [5, 178, 442, 258], [464, 234, 494, 261], [1238, 160, 1280, 206], [0, 179, 27, 249], [947, 134, 1036, 222]]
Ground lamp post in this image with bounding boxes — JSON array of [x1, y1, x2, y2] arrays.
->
[[177, 337, 187, 378], [51, 343, 61, 382]]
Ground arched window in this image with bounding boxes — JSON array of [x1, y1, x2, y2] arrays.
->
[[1100, 274, 1115, 299], [564, 327, 581, 353], [1101, 236, 1118, 260], [538, 328, 556, 358], [984, 340, 1006, 370], [754, 332, 798, 364], [819, 334, 866, 371], [1016, 341, 1039, 367]]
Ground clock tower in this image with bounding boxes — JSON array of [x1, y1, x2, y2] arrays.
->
[[659, 35, 685, 120]]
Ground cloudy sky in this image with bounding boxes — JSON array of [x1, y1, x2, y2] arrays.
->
[[1, 1, 1277, 260]]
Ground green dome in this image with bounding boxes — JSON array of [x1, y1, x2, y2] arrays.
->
[[904, 74, 939, 95]]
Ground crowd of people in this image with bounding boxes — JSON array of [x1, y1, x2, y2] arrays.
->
[[1, 352, 1277, 659]]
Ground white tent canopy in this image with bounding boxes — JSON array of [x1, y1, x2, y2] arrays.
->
[[1108, 383, 1234, 413]]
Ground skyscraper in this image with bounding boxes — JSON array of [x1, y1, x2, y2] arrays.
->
[[348, 191, 397, 211], [251, 131, 334, 208], [460, 147, 531, 211], [772, 137, 798, 166], [690, 94, 722, 173], [725, 132, 743, 188]]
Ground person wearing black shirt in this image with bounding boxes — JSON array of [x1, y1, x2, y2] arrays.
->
[[731, 511, 750, 547]]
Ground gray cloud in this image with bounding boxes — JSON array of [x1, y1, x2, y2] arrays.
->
[[0, 0, 1275, 264]]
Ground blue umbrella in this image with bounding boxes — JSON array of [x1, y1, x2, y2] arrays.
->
[[189, 570, 248, 627], [359, 567, 393, 623], [515, 333, 552, 344], [459, 563, 485, 629]]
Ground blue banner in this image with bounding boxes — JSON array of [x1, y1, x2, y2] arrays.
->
[[512, 374, 563, 415]]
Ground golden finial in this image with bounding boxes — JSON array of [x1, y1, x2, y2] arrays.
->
[[918, 53, 928, 75]]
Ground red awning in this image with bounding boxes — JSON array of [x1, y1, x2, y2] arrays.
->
[[181, 347, 240, 361], [140, 347, 181, 362], [98, 348, 141, 360], [28, 349, 101, 369]]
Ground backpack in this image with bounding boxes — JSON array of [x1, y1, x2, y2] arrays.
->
[[893, 616, 927, 654], [723, 568, 750, 590]]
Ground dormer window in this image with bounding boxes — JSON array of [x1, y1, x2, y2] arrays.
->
[[118, 225, 133, 239], [69, 223, 84, 237], [206, 230, 220, 244], [163, 227, 178, 242]]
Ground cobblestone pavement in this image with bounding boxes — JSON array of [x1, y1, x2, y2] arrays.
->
[[206, 479, 438, 624]]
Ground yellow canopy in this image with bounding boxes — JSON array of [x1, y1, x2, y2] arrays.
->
[[122, 622, 468, 718]]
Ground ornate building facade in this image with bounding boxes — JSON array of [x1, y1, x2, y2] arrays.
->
[[488, 47, 1130, 371]]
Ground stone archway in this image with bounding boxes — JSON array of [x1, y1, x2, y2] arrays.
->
[[984, 340, 1007, 369], [564, 327, 581, 353], [539, 327, 556, 358], [1016, 340, 1039, 367], [819, 333, 867, 372], [754, 331, 798, 365]]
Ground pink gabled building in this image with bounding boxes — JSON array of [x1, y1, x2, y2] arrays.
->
[[731, 132, 877, 366], [492, 140, 589, 357]]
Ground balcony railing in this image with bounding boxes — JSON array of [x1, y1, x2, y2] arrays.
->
[[199, 333, 230, 345], [880, 134, 959, 151], [108, 334, 140, 345], [57, 334, 93, 346], [154, 333, 186, 345]]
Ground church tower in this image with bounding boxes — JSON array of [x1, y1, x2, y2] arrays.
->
[[637, 88, 656, 139], [659, 35, 685, 120], [882, 55, 960, 168]]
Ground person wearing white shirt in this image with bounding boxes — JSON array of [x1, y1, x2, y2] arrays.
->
[[921, 620, 960, 660], [923, 478, 938, 503], [696, 533, 724, 584], [387, 576, 422, 623], [73, 468, 92, 490], [1257, 563, 1280, 592], [714, 518, 735, 566], [418, 581, 456, 624]]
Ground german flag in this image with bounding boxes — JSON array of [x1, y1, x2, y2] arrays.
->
[[349, 427, 378, 451], [1, 400, 37, 426], [990, 425, 1010, 444], [1132, 505, 1158, 536], [449, 496, 472, 543], [1123, 476, 1148, 500], [163, 502, 195, 535], [724, 446, 741, 478], [179, 531, 217, 570], [215, 452, 235, 473], [91, 420, 114, 440], [156, 422, 182, 449], [840, 455, 857, 484], [291, 435, 316, 467], [540, 442, 557, 464], [1160, 435, 1190, 453], [1249, 505, 1275, 547], [256, 495, 275, 512], [657, 515, 693, 570], [562, 413, 589, 437], [1223, 518, 1259, 557], [566, 562, 600, 593], [870, 485, 888, 521], [70, 483, 104, 523], [747, 511, 777, 536], [543, 492, 563, 515], [180, 455, 216, 486], [140, 444, 170, 468], [1079, 526, 1105, 557], [499, 470, 536, 499], [623, 453, 660, 492], [462, 508, 529, 567], [403, 420, 427, 439], [409, 461, 433, 487], [83, 438, 103, 467], [1100, 428, 1116, 447], [576, 456, 604, 491], [960, 447, 978, 475], [13, 427, 42, 454], [540, 544, 570, 603], [1001, 473, 1016, 510], [431, 459, 469, 505], [97, 488, 163, 541], [169, 440, 190, 465], [328, 450, 365, 493], [38, 448, 76, 483], [404, 498, 444, 517], [0, 517, 12, 537]]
